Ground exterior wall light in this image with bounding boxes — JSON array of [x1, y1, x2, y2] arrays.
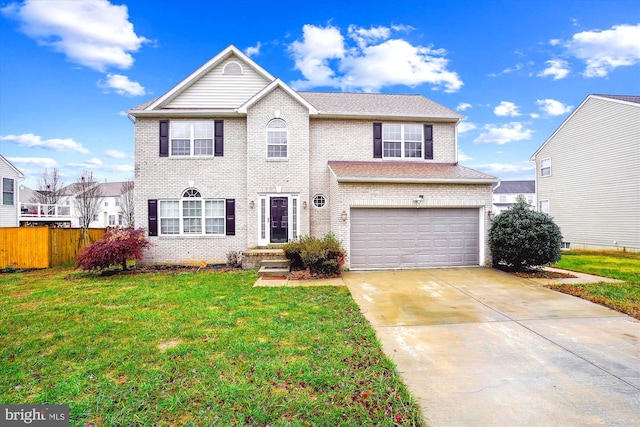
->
[[340, 210, 348, 222], [249, 200, 255, 209], [414, 195, 424, 208], [487, 210, 495, 221], [303, 200, 307, 209]]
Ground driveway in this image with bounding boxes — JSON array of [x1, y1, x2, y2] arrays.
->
[[343, 268, 640, 427]]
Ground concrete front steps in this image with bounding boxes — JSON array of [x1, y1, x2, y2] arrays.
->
[[242, 248, 290, 278]]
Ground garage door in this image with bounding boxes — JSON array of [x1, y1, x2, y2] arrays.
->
[[350, 208, 479, 269]]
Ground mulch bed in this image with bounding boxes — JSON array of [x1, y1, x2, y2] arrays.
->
[[287, 269, 341, 280], [510, 270, 576, 279]]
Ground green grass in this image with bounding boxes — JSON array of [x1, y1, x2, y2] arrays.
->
[[549, 251, 640, 319], [0, 269, 424, 426]]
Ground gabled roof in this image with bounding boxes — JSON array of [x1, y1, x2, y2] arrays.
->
[[0, 154, 25, 178], [530, 93, 640, 160], [301, 92, 463, 121], [493, 180, 535, 194], [328, 161, 497, 184], [237, 79, 318, 115], [99, 181, 131, 197], [144, 45, 275, 111]]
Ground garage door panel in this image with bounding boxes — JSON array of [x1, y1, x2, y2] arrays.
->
[[350, 208, 479, 269]]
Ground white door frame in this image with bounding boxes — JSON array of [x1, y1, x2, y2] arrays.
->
[[257, 194, 299, 246]]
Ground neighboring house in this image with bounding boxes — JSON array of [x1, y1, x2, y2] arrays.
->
[[0, 155, 24, 227], [530, 94, 640, 252], [59, 181, 132, 228], [492, 180, 535, 214], [128, 45, 497, 269]]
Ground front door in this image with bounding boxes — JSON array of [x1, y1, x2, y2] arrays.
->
[[270, 197, 288, 243]]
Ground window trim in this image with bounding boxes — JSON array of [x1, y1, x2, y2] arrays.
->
[[2, 177, 15, 206], [539, 199, 550, 215], [382, 123, 423, 160], [540, 158, 551, 177], [158, 189, 226, 236], [169, 121, 215, 158], [312, 194, 327, 209], [266, 119, 288, 160]]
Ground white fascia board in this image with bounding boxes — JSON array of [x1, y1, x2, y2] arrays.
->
[[0, 154, 25, 178], [237, 79, 319, 115], [336, 177, 498, 184], [145, 45, 276, 111], [129, 109, 242, 118], [312, 113, 460, 122]]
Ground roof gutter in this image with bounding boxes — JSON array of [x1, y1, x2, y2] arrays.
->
[[335, 177, 498, 184], [128, 110, 243, 118], [313, 113, 461, 122]]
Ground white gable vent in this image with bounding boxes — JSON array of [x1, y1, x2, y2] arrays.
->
[[223, 61, 243, 75]]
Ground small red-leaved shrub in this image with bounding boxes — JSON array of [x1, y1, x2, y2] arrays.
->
[[76, 228, 152, 272]]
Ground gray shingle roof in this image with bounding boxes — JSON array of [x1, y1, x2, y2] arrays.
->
[[593, 94, 640, 104], [493, 180, 535, 194], [300, 92, 463, 120], [328, 161, 496, 183]]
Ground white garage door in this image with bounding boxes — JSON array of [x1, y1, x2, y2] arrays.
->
[[350, 208, 479, 269]]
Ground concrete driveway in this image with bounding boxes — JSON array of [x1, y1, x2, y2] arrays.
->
[[343, 268, 640, 427]]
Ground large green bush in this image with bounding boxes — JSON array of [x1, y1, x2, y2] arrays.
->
[[489, 196, 563, 271], [283, 233, 346, 276]]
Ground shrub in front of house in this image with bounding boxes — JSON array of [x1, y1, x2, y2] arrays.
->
[[283, 233, 346, 276], [76, 228, 152, 272], [489, 196, 563, 272]]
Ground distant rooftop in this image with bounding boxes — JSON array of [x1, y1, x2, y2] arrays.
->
[[494, 180, 535, 194], [593, 94, 640, 104]]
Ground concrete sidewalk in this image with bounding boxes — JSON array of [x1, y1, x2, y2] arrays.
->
[[343, 268, 640, 427]]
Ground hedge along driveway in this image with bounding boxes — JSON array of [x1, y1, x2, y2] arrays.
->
[[0, 268, 425, 426]]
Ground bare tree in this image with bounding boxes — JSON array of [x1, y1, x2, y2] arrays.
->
[[30, 168, 65, 205], [120, 178, 135, 228], [74, 171, 104, 230]]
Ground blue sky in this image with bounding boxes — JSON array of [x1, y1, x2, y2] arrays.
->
[[1, 0, 638, 188]]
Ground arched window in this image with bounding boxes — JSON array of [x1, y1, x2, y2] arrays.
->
[[267, 119, 287, 159], [158, 188, 225, 235], [223, 61, 243, 75]]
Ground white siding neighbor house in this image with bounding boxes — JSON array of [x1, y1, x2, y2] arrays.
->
[[58, 181, 131, 228], [530, 94, 640, 252], [0, 155, 24, 227], [129, 45, 497, 269], [492, 180, 535, 214]]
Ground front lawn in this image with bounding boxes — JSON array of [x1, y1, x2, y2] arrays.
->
[[0, 269, 424, 426], [549, 251, 640, 320]]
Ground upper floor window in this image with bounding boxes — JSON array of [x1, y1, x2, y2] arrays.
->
[[2, 178, 14, 205], [383, 124, 423, 158], [158, 188, 225, 236], [499, 195, 507, 203], [540, 158, 551, 177], [171, 122, 214, 157], [267, 119, 287, 159]]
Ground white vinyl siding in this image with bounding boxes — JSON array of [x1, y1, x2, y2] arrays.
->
[[534, 96, 640, 250], [164, 56, 271, 109]]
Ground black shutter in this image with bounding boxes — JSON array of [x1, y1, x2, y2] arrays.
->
[[225, 199, 235, 236], [159, 120, 169, 157], [373, 122, 382, 158], [148, 199, 158, 236], [214, 120, 224, 157], [424, 124, 433, 160]]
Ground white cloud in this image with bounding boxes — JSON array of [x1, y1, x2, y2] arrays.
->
[[106, 149, 127, 159], [549, 39, 561, 46], [489, 63, 523, 77], [0, 133, 89, 153], [7, 157, 57, 168], [456, 102, 472, 111], [457, 122, 477, 133], [471, 162, 535, 175], [536, 99, 573, 116], [566, 23, 640, 77], [494, 101, 521, 117], [537, 59, 570, 80], [98, 73, 145, 96], [530, 113, 540, 119], [458, 151, 473, 162], [1, 0, 149, 72], [245, 42, 261, 57], [474, 122, 533, 145], [68, 159, 133, 173], [289, 23, 463, 92]]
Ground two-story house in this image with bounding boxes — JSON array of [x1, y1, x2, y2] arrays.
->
[[531, 94, 640, 252], [0, 155, 24, 227], [492, 180, 535, 214], [129, 45, 497, 269]]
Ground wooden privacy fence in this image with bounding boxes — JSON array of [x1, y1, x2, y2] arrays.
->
[[0, 228, 106, 269]]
